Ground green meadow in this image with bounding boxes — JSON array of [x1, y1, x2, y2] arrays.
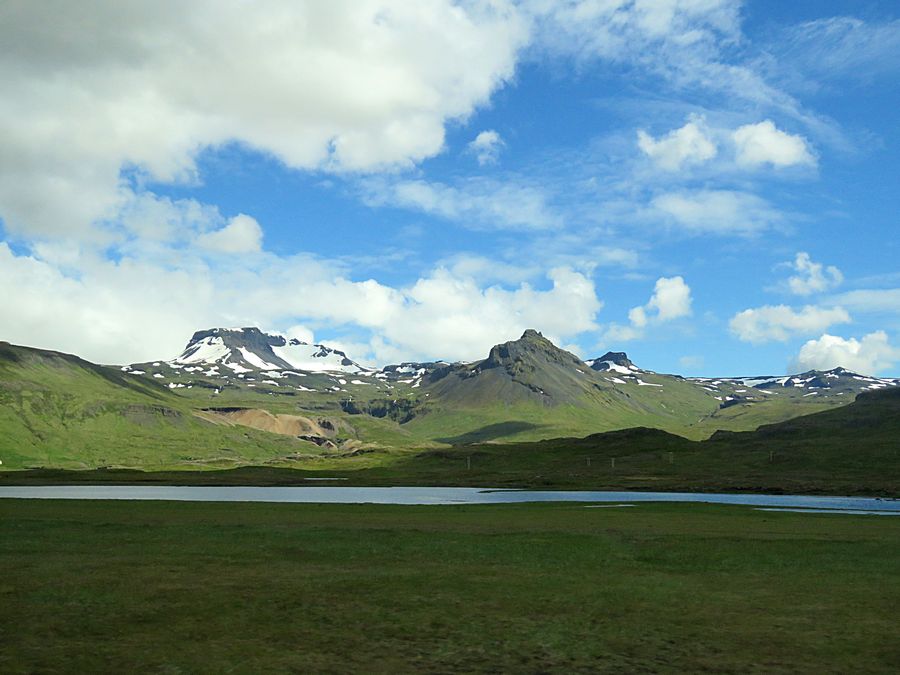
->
[[2, 499, 898, 673]]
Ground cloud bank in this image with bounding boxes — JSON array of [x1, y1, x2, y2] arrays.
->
[[792, 331, 900, 374]]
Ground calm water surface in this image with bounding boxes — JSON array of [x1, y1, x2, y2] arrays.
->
[[0, 486, 898, 512]]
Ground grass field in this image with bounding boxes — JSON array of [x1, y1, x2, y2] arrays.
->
[[2, 498, 898, 673]]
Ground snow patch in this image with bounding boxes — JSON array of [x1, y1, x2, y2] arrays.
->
[[238, 347, 279, 370]]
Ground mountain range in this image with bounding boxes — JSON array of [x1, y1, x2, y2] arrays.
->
[[1, 327, 898, 472]]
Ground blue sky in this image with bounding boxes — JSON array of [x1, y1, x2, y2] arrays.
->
[[1, 1, 898, 375]]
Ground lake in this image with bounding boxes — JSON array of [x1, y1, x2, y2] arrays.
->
[[0, 486, 898, 513]]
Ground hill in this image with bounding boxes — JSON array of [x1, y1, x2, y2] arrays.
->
[[358, 387, 900, 494], [0, 342, 328, 470]]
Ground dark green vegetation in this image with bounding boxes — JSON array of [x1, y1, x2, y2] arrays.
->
[[6, 388, 899, 495], [2, 499, 898, 673], [362, 387, 900, 495]]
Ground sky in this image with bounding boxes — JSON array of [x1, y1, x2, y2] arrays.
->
[[1, 0, 899, 375]]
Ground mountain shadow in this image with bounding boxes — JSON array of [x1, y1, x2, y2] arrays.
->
[[437, 421, 545, 445]]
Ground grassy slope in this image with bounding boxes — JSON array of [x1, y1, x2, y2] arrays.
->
[[0, 343, 325, 470], [1, 499, 898, 673], [160, 358, 846, 445]]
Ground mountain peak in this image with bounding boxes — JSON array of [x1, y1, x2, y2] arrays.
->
[[172, 327, 368, 374], [480, 329, 585, 374], [587, 351, 637, 373], [597, 351, 634, 367]]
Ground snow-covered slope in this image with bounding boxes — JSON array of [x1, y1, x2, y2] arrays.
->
[[170, 327, 370, 374], [688, 367, 900, 408], [271, 342, 368, 373]]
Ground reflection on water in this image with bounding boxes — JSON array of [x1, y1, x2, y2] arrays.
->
[[0, 485, 898, 512]]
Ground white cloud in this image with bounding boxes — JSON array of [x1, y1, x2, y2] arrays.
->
[[637, 116, 717, 170], [603, 275, 692, 344], [0, 242, 602, 365], [529, 0, 741, 64], [792, 331, 900, 375], [441, 254, 538, 285], [773, 17, 900, 85], [652, 190, 782, 235], [467, 130, 505, 165], [362, 177, 559, 230], [0, 1, 528, 240], [637, 116, 819, 175], [732, 120, 815, 168], [526, 0, 833, 139], [729, 304, 851, 344], [646, 275, 693, 322], [284, 325, 316, 345], [602, 323, 644, 344], [375, 266, 602, 362], [826, 288, 900, 314], [786, 252, 842, 296], [196, 214, 263, 254]]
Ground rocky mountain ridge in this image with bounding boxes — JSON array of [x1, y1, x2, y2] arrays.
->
[[119, 327, 900, 436], [124, 327, 900, 400]]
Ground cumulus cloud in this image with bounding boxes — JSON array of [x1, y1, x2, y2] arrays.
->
[[792, 331, 900, 375], [637, 116, 717, 170], [375, 266, 602, 362], [467, 130, 505, 165], [786, 251, 842, 295], [603, 276, 692, 344], [652, 190, 782, 235], [0, 241, 602, 365], [732, 120, 816, 168], [196, 214, 263, 254], [637, 116, 817, 174], [729, 304, 851, 344], [0, 1, 527, 240], [645, 276, 693, 322]]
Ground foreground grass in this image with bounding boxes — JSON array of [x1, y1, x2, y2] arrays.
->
[[1, 499, 898, 673]]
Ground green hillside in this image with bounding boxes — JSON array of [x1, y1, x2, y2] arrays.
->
[[0, 342, 324, 470], [1, 335, 897, 485]]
